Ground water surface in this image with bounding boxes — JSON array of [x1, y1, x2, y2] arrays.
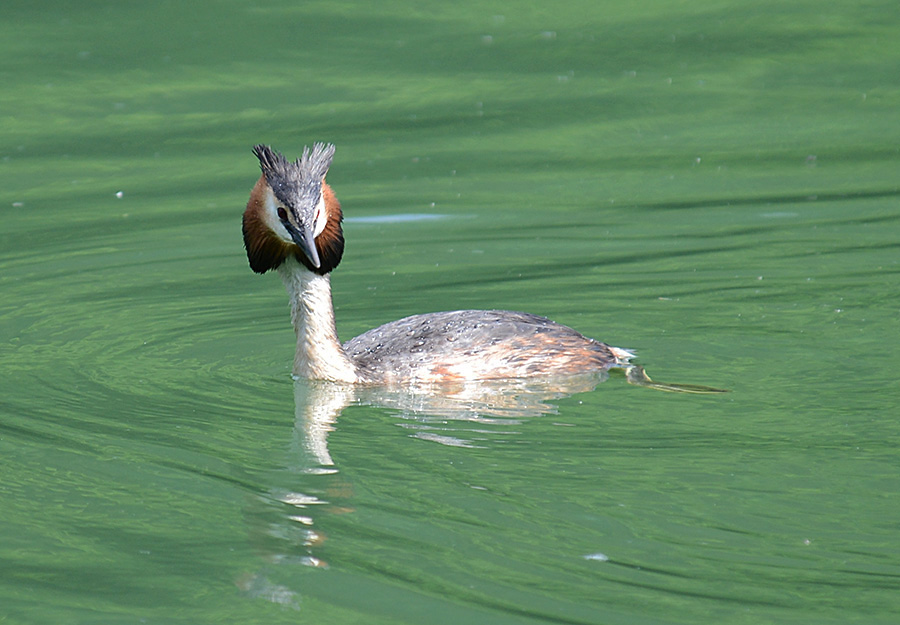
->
[[2, 1, 899, 623]]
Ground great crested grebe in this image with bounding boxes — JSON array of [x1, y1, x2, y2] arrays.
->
[[242, 143, 639, 386]]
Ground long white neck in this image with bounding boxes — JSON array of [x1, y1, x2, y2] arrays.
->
[[278, 257, 358, 383]]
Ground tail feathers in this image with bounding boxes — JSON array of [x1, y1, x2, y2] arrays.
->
[[609, 346, 636, 365]]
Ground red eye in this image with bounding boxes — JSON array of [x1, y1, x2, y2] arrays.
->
[[277, 207, 288, 221]]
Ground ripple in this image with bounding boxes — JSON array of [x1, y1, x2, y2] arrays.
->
[[345, 213, 448, 224]]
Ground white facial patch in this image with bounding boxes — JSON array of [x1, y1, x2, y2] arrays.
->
[[312, 192, 327, 237], [263, 188, 294, 243]]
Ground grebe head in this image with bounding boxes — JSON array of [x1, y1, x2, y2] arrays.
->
[[242, 143, 344, 275]]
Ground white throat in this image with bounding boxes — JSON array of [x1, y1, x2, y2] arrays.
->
[[278, 257, 358, 383]]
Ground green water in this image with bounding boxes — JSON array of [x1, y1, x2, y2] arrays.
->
[[2, 1, 899, 623]]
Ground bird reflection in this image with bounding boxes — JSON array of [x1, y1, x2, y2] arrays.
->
[[291, 371, 612, 468], [240, 368, 725, 605], [242, 371, 615, 597], [292, 366, 725, 468]]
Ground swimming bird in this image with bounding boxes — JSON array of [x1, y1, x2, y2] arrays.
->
[[242, 143, 641, 386]]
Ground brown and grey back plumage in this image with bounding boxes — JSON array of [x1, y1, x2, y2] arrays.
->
[[344, 309, 622, 384]]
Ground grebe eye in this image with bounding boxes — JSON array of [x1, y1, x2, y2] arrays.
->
[[277, 207, 288, 221]]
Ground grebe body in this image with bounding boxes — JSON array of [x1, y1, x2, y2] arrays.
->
[[345, 309, 633, 385], [243, 143, 633, 385]]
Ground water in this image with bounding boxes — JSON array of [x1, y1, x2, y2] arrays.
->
[[2, 0, 899, 623]]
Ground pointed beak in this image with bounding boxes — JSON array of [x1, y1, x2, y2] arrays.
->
[[290, 224, 321, 269], [277, 206, 320, 269]]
